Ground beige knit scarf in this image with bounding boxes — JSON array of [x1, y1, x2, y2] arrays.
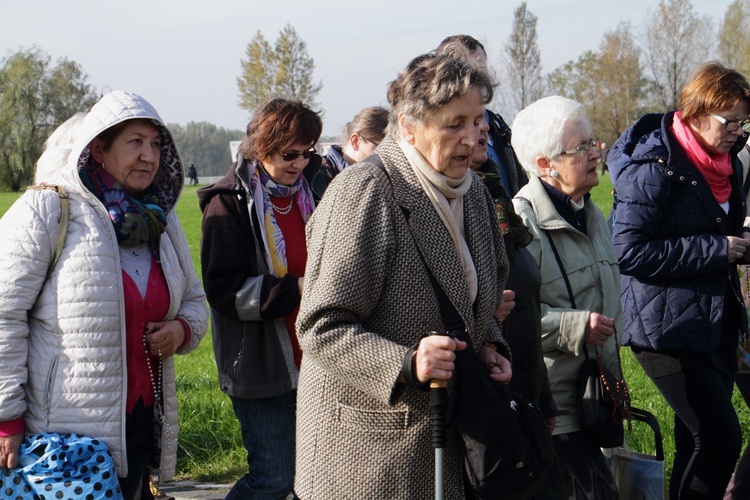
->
[[398, 137, 477, 303]]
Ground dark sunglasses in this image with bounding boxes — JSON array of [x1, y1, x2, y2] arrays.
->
[[276, 148, 316, 162]]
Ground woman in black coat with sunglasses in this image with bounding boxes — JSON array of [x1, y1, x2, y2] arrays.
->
[[198, 97, 322, 500]]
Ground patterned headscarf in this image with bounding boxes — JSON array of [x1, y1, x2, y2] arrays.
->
[[81, 160, 167, 259], [248, 161, 315, 277]]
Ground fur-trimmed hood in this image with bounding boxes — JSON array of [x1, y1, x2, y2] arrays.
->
[[53, 90, 184, 214]]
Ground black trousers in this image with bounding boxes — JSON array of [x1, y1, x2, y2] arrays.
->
[[119, 398, 155, 500], [649, 362, 741, 499]]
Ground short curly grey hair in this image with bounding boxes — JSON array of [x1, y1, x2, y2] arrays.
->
[[386, 50, 494, 139]]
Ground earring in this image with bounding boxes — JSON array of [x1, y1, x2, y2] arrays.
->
[[101, 162, 106, 171], [550, 169, 559, 178]]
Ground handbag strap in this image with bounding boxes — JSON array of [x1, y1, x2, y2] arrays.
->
[[543, 229, 626, 366], [544, 229, 595, 363], [543, 230, 632, 422], [365, 153, 465, 333]]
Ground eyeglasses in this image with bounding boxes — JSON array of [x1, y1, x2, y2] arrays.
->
[[709, 113, 750, 133], [358, 133, 379, 146], [276, 148, 316, 162], [559, 139, 597, 157]]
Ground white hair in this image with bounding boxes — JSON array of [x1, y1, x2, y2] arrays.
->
[[34, 112, 86, 184], [510, 96, 592, 177]]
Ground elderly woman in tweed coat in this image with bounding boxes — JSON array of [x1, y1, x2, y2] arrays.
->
[[295, 48, 511, 499]]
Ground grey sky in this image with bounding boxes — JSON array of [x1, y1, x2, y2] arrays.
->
[[0, 0, 734, 138]]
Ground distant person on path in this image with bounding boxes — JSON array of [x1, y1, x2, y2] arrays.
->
[[610, 61, 749, 498], [188, 163, 198, 185], [198, 98, 322, 500], [0, 90, 208, 500], [599, 142, 608, 175]]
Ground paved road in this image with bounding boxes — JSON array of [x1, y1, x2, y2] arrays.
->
[[157, 480, 232, 499]]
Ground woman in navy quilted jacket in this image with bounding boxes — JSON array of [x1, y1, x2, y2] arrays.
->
[[609, 62, 750, 499]]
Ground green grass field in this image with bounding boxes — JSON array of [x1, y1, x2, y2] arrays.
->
[[1, 178, 748, 485]]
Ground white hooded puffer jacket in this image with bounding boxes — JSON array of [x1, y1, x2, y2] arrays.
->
[[0, 91, 208, 480]]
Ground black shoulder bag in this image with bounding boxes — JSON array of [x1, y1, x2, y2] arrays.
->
[[545, 230, 631, 448], [427, 267, 554, 500], [367, 153, 554, 499]]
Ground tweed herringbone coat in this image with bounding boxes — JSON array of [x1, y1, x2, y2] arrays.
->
[[295, 137, 509, 499]]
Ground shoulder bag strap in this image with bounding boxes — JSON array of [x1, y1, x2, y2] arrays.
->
[[26, 184, 69, 280], [365, 153, 465, 333], [543, 229, 576, 309], [543, 229, 598, 362]]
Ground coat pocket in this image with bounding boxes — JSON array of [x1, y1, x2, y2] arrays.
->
[[336, 401, 409, 432]]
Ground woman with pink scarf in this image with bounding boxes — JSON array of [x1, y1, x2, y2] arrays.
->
[[609, 62, 750, 499]]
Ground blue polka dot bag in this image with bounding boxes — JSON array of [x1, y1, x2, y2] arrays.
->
[[0, 432, 122, 499]]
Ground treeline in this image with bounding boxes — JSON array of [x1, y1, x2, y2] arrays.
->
[[167, 122, 244, 178], [495, 0, 750, 150], [3, 0, 750, 190]]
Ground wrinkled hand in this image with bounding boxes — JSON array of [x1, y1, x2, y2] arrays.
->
[[496, 289, 516, 322], [584, 313, 615, 347], [730, 233, 750, 263], [144, 320, 186, 358], [414, 336, 467, 384], [479, 345, 512, 384], [0, 433, 23, 469]]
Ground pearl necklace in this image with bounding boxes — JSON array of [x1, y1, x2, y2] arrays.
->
[[270, 197, 293, 215], [142, 334, 172, 449]]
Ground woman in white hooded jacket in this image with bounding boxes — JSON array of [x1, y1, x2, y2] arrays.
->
[[0, 91, 207, 499]]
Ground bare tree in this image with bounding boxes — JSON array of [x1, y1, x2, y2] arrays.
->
[[497, 2, 544, 118], [546, 23, 649, 148], [718, 0, 750, 76], [547, 51, 600, 116], [643, 0, 713, 110]]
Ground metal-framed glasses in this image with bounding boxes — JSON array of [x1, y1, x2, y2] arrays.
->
[[709, 113, 750, 133], [277, 148, 316, 162], [559, 139, 597, 157]]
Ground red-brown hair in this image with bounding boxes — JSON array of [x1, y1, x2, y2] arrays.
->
[[680, 61, 750, 120], [238, 98, 322, 161]]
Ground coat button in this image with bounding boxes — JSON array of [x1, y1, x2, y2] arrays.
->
[[691, 180, 697, 186], [667, 170, 673, 176], [717, 217, 722, 223], [679, 176, 685, 181]]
